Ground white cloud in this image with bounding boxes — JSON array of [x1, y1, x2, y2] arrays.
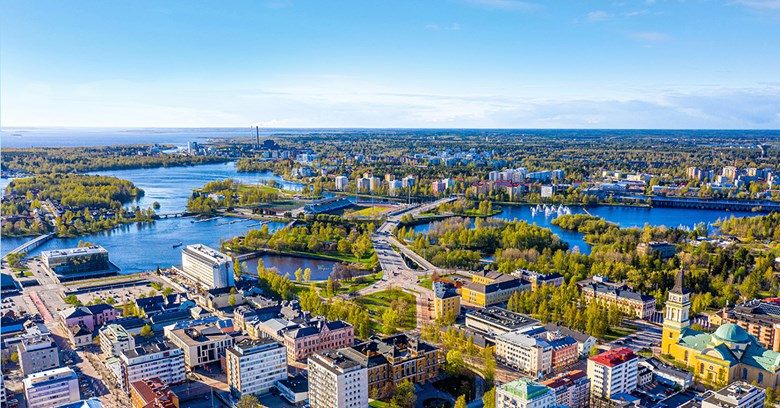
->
[[628, 31, 670, 42], [424, 23, 462, 31], [465, 0, 539, 11], [735, 0, 780, 9], [587, 11, 612, 22]]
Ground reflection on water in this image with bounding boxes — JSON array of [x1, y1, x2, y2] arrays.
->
[[243, 255, 339, 281]]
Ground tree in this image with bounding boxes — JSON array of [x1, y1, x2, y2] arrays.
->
[[64, 294, 82, 306], [236, 394, 259, 408], [294, 268, 302, 282], [10, 352, 18, 363], [303, 267, 312, 282], [389, 379, 417, 408], [482, 387, 496, 408], [454, 395, 468, 408], [162, 287, 173, 296], [483, 347, 496, 386], [382, 308, 400, 334], [228, 294, 237, 307], [446, 349, 465, 376], [140, 324, 153, 337], [233, 257, 242, 278]]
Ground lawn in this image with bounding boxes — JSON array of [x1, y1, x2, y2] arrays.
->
[[346, 205, 394, 219], [369, 401, 389, 408], [419, 276, 433, 290], [604, 325, 638, 342], [356, 288, 417, 331]]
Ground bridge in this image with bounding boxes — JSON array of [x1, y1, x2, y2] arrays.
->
[[156, 211, 191, 218], [649, 197, 780, 212], [2, 233, 55, 260]]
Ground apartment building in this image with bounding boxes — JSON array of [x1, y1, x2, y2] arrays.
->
[[226, 338, 287, 397], [166, 323, 235, 368], [433, 281, 461, 320], [99, 324, 135, 358], [496, 377, 556, 408], [495, 331, 552, 377], [18, 334, 60, 376], [308, 352, 368, 408], [466, 307, 540, 336], [282, 319, 354, 362], [542, 370, 590, 408], [580, 281, 656, 320], [115, 342, 185, 393], [129, 377, 179, 408], [334, 176, 349, 191], [460, 271, 530, 307], [701, 381, 765, 408], [22, 367, 80, 408], [178, 244, 234, 290], [711, 299, 780, 352], [587, 348, 638, 401]]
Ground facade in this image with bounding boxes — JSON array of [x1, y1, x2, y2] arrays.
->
[[276, 375, 309, 405], [59, 304, 117, 333], [18, 334, 60, 376], [308, 352, 368, 408], [496, 378, 556, 408], [514, 269, 564, 289], [282, 319, 354, 362], [587, 348, 638, 401], [712, 299, 780, 352], [68, 324, 92, 349], [179, 244, 234, 290], [542, 370, 590, 408], [460, 271, 530, 307], [129, 377, 179, 408], [41, 246, 113, 282], [433, 281, 461, 320], [22, 367, 80, 408], [226, 338, 287, 397], [100, 324, 135, 358], [495, 331, 552, 377], [166, 324, 234, 368], [466, 307, 540, 336], [118, 342, 185, 393], [636, 241, 676, 259], [543, 323, 597, 358], [334, 176, 349, 191], [662, 269, 780, 389], [701, 381, 765, 408], [580, 282, 656, 319], [337, 334, 440, 398]]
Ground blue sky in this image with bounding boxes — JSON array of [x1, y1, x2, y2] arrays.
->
[[2, 0, 780, 129]]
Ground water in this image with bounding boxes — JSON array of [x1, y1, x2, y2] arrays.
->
[[243, 255, 340, 281], [411, 204, 758, 255]]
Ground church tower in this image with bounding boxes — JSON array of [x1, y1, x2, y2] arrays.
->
[[662, 268, 691, 354]]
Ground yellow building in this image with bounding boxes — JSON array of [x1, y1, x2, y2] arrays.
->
[[433, 281, 461, 320], [460, 271, 530, 307], [662, 269, 780, 389]]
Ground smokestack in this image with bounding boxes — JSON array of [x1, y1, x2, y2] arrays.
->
[[256, 126, 260, 149]]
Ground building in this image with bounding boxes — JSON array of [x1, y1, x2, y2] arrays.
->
[[636, 241, 676, 259], [356, 177, 371, 192], [337, 334, 440, 398], [638, 357, 693, 389], [166, 323, 234, 368], [662, 269, 780, 389], [129, 377, 179, 408], [116, 342, 185, 393], [495, 331, 552, 377], [226, 338, 287, 397], [18, 334, 60, 376], [68, 324, 92, 349], [100, 324, 135, 358], [334, 176, 349, 191], [701, 381, 765, 408], [179, 244, 234, 290], [302, 197, 352, 215], [580, 282, 656, 319], [542, 370, 590, 408], [41, 246, 115, 282], [369, 176, 381, 192], [514, 269, 564, 289], [460, 271, 530, 307], [59, 304, 117, 333], [388, 179, 403, 194], [401, 176, 415, 188], [712, 299, 780, 352], [433, 281, 460, 320], [466, 307, 540, 336], [308, 352, 368, 408], [282, 319, 354, 362], [276, 375, 309, 405], [543, 323, 597, 358], [23, 367, 80, 408], [431, 180, 446, 195], [496, 377, 556, 408], [587, 348, 638, 401]]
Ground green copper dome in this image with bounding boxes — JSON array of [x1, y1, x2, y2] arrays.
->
[[713, 323, 750, 344]]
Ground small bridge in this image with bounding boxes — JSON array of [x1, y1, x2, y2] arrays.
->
[[156, 211, 191, 218], [3, 233, 55, 260]]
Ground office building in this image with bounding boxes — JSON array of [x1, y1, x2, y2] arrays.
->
[[23, 367, 80, 408], [711, 299, 780, 352], [129, 377, 179, 408], [496, 377, 556, 408], [166, 323, 234, 368], [41, 246, 114, 282], [433, 281, 461, 320], [282, 319, 354, 362], [460, 271, 530, 307], [636, 241, 676, 259], [226, 338, 287, 397], [116, 342, 185, 393], [587, 348, 638, 401], [543, 323, 597, 358], [100, 324, 135, 358], [580, 281, 656, 319], [18, 334, 60, 376], [334, 176, 349, 191], [277, 375, 308, 405], [495, 331, 552, 377], [514, 269, 564, 289], [701, 381, 765, 408], [466, 307, 540, 336], [542, 370, 590, 408], [308, 352, 368, 408], [178, 244, 233, 290]]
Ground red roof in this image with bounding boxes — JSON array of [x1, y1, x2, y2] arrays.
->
[[588, 347, 636, 367], [542, 370, 588, 389]]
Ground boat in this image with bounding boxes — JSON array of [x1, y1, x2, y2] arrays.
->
[[173, 242, 183, 248]]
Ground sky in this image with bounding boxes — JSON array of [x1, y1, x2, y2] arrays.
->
[[2, 0, 780, 129]]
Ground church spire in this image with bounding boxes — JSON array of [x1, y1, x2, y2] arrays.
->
[[671, 268, 690, 295]]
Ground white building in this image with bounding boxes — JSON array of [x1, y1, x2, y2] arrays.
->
[[388, 179, 404, 194], [369, 176, 381, 192], [702, 381, 765, 408], [23, 367, 80, 408], [99, 324, 135, 358], [587, 347, 638, 401], [402, 176, 415, 188], [116, 342, 185, 392], [308, 352, 368, 408], [334, 176, 349, 191], [226, 338, 287, 397], [496, 377, 556, 408], [179, 244, 234, 289], [18, 334, 60, 376], [166, 324, 234, 368], [495, 331, 552, 377], [356, 178, 371, 192]]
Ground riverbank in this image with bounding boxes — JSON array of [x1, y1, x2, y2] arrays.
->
[[231, 247, 376, 270]]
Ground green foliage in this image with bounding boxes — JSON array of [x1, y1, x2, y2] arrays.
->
[[235, 394, 260, 408], [140, 324, 153, 337], [10, 352, 19, 363], [298, 285, 372, 338], [482, 388, 496, 408], [162, 287, 173, 296], [5, 252, 27, 267], [718, 213, 780, 241], [446, 349, 465, 376], [228, 294, 237, 307], [552, 214, 617, 234], [256, 261, 294, 300], [64, 294, 82, 306], [454, 395, 467, 408], [149, 282, 163, 291], [388, 380, 417, 408]]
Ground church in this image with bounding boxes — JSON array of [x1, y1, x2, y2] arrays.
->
[[661, 269, 780, 389]]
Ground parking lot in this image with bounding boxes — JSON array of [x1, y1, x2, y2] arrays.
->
[[609, 320, 663, 352]]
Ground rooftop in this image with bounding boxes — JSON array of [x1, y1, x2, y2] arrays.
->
[[42, 245, 108, 257], [499, 377, 550, 401], [589, 347, 637, 367], [467, 307, 540, 331]]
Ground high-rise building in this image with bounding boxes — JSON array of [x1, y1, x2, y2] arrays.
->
[[402, 176, 415, 188], [496, 377, 556, 408], [541, 370, 590, 408], [495, 331, 552, 377], [369, 176, 381, 192], [100, 324, 136, 358], [702, 381, 765, 408], [723, 166, 738, 182], [115, 342, 185, 393], [226, 338, 287, 397], [308, 352, 368, 408], [334, 176, 349, 191], [18, 334, 60, 376], [356, 178, 371, 192], [23, 367, 80, 408], [179, 244, 234, 290], [166, 323, 234, 368], [587, 348, 638, 401]]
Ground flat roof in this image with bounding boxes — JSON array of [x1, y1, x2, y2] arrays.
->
[[42, 245, 108, 257]]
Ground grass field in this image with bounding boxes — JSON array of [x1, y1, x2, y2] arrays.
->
[[346, 205, 395, 219], [418, 276, 433, 289], [356, 288, 417, 331]]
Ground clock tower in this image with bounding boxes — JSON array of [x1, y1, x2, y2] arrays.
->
[[662, 268, 691, 354]]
